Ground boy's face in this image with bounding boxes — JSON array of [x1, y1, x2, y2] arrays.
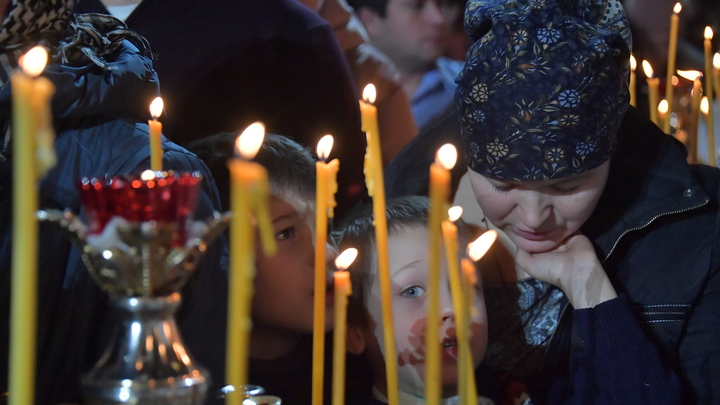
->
[[365, 225, 488, 397], [252, 194, 335, 334]]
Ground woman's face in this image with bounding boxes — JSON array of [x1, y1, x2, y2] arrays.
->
[[468, 161, 610, 253]]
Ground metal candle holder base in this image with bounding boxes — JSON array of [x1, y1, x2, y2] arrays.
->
[[82, 293, 207, 405], [39, 203, 230, 405]]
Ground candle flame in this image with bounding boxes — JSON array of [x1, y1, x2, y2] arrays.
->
[[714, 52, 720, 69], [149, 97, 164, 119], [701, 97, 709, 115], [362, 84, 377, 104], [642, 60, 654, 78], [140, 169, 156, 180], [436, 143, 457, 170], [236, 122, 265, 160], [658, 99, 669, 114], [673, 2, 682, 14], [335, 247, 358, 270], [317, 134, 334, 161], [19, 46, 48, 77], [705, 26, 714, 40], [467, 230, 497, 262], [677, 70, 702, 81], [629, 54, 636, 71], [448, 206, 463, 222]]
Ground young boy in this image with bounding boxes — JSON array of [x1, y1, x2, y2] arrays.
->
[[188, 133, 337, 403], [339, 196, 489, 404]]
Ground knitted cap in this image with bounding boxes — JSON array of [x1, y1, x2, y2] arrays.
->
[[456, 0, 631, 181]]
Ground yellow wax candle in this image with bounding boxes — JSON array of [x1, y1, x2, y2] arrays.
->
[[630, 55, 637, 107], [148, 96, 164, 171], [678, 70, 703, 163], [463, 230, 497, 405], [360, 84, 399, 405], [441, 207, 471, 405], [426, 144, 456, 405], [658, 99, 669, 129], [643, 60, 660, 126], [664, 3, 682, 132], [459, 258, 478, 405], [226, 122, 276, 405], [313, 134, 339, 405], [9, 46, 53, 405], [701, 97, 715, 166], [332, 248, 357, 405], [713, 53, 720, 106], [704, 27, 715, 163]]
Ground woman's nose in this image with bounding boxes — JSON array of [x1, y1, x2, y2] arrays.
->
[[516, 191, 551, 229]]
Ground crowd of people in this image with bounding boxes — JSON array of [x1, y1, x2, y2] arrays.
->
[[0, 0, 718, 404]]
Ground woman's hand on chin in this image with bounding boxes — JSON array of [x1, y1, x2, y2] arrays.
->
[[514, 232, 617, 309]]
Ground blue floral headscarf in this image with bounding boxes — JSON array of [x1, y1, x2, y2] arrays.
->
[[456, 0, 632, 181]]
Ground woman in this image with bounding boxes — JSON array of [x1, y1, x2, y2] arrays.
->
[[454, 0, 719, 403]]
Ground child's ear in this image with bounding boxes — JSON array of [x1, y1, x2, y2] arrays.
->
[[346, 325, 366, 355]]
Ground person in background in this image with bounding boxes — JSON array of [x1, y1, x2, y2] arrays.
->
[[347, 0, 464, 133], [74, 0, 368, 220], [441, 0, 470, 61], [339, 196, 492, 404], [300, 0, 418, 165], [0, 2, 227, 403], [189, 133, 345, 404], [454, 0, 717, 403]]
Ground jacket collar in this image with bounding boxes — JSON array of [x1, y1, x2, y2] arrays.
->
[[584, 107, 710, 261]]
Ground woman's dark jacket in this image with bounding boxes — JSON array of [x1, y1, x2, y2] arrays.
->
[[385, 106, 720, 404], [566, 106, 720, 404]]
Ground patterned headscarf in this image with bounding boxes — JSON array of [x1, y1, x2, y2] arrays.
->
[[456, 0, 631, 181], [0, 0, 74, 84]]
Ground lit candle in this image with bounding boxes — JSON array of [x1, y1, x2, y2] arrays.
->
[[148, 97, 164, 172], [658, 99, 669, 128], [226, 122, 277, 405], [704, 27, 715, 161], [664, 3, 682, 132], [630, 54, 637, 107], [10, 45, 54, 405], [441, 207, 471, 404], [678, 70, 703, 163], [313, 134, 339, 405], [332, 248, 358, 405], [701, 97, 716, 165], [713, 53, 720, 105], [461, 230, 497, 405], [359, 84, 399, 405], [427, 144, 457, 405], [643, 60, 660, 126]]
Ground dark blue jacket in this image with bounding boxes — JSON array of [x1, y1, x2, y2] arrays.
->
[[0, 39, 228, 404], [564, 106, 720, 404], [386, 107, 720, 404]]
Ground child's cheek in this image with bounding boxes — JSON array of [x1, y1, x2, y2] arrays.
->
[[396, 316, 426, 367]]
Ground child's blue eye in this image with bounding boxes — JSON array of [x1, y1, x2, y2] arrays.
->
[[276, 226, 295, 241], [401, 285, 426, 298]]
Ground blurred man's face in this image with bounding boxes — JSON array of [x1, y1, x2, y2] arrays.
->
[[364, 0, 448, 72]]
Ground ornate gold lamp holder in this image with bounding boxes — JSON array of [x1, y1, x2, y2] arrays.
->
[[39, 171, 230, 404]]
